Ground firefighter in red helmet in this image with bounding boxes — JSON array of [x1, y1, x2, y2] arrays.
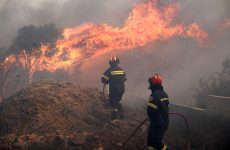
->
[[147, 74, 169, 150], [101, 57, 127, 120]]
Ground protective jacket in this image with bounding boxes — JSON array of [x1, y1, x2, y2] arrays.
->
[[147, 85, 169, 128], [101, 65, 126, 94]]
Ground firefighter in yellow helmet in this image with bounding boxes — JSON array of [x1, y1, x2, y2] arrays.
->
[[101, 57, 127, 120], [147, 74, 169, 150]]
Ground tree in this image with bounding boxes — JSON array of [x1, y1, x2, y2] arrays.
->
[[0, 51, 35, 102], [193, 57, 230, 108], [7, 24, 62, 55], [0, 24, 62, 102]]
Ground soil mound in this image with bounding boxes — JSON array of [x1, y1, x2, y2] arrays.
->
[[0, 81, 146, 150]]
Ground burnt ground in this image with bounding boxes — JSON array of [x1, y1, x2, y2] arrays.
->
[[0, 81, 147, 150], [0, 81, 229, 150]]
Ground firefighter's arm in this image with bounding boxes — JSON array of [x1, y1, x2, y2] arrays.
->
[[147, 95, 159, 112], [147, 95, 159, 119], [101, 69, 110, 84], [124, 71, 127, 82]]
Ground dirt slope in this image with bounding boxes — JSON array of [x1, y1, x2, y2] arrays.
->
[[0, 81, 146, 150]]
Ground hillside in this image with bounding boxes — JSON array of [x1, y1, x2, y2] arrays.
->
[[0, 81, 146, 150]]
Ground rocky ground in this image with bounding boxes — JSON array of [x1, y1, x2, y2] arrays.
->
[[0, 81, 147, 150]]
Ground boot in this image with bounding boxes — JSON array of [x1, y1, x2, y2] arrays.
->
[[111, 110, 118, 121], [117, 102, 124, 120]]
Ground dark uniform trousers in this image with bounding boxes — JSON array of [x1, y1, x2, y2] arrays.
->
[[109, 93, 124, 120], [147, 122, 167, 150]]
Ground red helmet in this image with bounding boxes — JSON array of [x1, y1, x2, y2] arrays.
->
[[109, 56, 120, 65], [148, 74, 162, 86]]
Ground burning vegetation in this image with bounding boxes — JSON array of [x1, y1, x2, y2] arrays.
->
[[1, 0, 207, 82]]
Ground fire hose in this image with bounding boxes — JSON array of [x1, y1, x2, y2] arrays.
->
[[102, 84, 106, 102], [119, 113, 190, 150], [102, 84, 190, 149]]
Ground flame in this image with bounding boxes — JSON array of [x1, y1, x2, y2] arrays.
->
[[2, 0, 208, 80], [221, 18, 230, 28]]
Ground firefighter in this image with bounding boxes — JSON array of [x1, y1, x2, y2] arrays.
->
[[147, 74, 169, 150], [101, 56, 127, 120]]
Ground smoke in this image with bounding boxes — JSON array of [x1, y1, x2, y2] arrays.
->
[[0, 0, 230, 106], [7, 24, 62, 55], [0, 0, 141, 47], [71, 0, 230, 106]]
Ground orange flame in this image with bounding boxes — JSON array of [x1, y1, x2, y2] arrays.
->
[[221, 18, 230, 28], [2, 0, 208, 80]]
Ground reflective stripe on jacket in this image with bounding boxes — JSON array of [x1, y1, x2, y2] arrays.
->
[[101, 65, 126, 94]]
